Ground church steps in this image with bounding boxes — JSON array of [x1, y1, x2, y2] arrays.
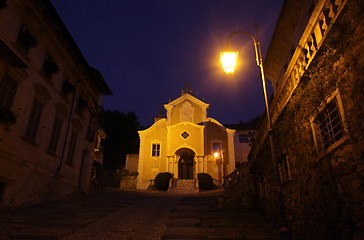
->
[[163, 191, 279, 240]]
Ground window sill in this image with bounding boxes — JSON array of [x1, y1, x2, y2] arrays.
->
[[46, 150, 58, 158], [317, 136, 348, 160], [22, 136, 38, 146], [65, 161, 74, 167]]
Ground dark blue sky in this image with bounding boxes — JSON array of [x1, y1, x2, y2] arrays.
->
[[50, 0, 284, 127]]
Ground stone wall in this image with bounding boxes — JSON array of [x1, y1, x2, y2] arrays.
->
[[250, 1, 364, 239], [120, 176, 137, 190], [223, 162, 259, 209]]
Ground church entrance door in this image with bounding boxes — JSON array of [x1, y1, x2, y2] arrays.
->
[[176, 148, 195, 179]]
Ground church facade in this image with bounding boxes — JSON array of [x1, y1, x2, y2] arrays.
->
[[137, 92, 236, 189]]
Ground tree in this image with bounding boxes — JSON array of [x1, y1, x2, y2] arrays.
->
[[102, 110, 142, 172]]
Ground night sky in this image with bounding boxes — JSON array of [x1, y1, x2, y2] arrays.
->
[[50, 0, 284, 127]]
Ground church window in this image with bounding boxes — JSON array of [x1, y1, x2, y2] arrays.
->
[[152, 143, 160, 157], [181, 131, 190, 139], [212, 142, 221, 153]]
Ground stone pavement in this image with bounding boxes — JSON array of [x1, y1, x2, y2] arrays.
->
[[0, 189, 279, 240], [0, 189, 173, 240]]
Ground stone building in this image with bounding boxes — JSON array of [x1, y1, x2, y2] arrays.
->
[[137, 90, 236, 189], [0, 0, 111, 207], [241, 0, 364, 239], [224, 122, 257, 168]]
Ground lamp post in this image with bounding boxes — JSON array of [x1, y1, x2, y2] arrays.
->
[[220, 31, 291, 240], [214, 151, 225, 186]]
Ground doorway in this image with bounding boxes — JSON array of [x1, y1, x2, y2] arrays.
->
[[78, 149, 92, 193], [176, 148, 195, 179]]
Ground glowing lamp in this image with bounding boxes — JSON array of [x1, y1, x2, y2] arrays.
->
[[214, 152, 220, 158], [220, 51, 239, 74]]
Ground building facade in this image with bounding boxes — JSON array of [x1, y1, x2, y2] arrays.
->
[[137, 91, 236, 189], [0, 0, 111, 207], [247, 0, 364, 239], [224, 122, 257, 168]]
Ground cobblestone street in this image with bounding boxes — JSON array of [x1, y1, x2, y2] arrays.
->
[[0, 189, 279, 240]]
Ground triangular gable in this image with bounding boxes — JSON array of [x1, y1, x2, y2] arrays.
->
[[164, 93, 209, 111], [164, 93, 210, 125]]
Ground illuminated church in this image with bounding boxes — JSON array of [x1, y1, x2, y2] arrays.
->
[[136, 89, 236, 189]]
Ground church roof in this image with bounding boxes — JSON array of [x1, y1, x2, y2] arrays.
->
[[164, 93, 210, 111]]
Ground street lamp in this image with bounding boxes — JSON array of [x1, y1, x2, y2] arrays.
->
[[220, 31, 291, 240], [214, 151, 223, 186]]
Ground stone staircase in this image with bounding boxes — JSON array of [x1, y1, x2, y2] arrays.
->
[[169, 179, 199, 194], [162, 190, 279, 239]]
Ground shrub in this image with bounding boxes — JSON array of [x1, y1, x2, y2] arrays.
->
[[117, 169, 139, 177], [154, 172, 172, 190], [198, 173, 214, 190]]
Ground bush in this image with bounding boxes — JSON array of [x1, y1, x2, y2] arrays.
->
[[198, 173, 214, 190], [118, 169, 139, 177], [118, 169, 139, 190], [154, 172, 172, 190]]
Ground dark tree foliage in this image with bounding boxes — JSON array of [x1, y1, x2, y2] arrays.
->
[[102, 110, 143, 171]]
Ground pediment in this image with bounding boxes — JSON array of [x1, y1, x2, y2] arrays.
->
[[164, 93, 209, 111]]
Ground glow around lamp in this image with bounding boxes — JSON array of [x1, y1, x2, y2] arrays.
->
[[220, 51, 239, 74]]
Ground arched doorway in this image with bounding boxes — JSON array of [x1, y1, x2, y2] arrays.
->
[[176, 148, 195, 179]]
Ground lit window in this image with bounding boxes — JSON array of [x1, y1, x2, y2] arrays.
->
[[0, 74, 18, 109], [48, 117, 63, 155], [24, 99, 44, 142], [152, 143, 160, 157]]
